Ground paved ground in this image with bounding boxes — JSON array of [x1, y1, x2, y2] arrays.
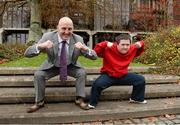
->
[[64, 114, 180, 125], [0, 98, 179, 124]]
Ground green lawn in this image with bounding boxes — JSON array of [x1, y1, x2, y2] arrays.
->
[[0, 54, 147, 67]]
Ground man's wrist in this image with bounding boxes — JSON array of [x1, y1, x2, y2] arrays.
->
[[87, 48, 93, 56], [36, 45, 40, 53]]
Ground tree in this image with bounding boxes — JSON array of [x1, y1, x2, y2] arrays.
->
[[28, 0, 42, 43], [41, 0, 94, 30]]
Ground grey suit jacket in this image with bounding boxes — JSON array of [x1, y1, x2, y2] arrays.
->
[[24, 31, 97, 70]]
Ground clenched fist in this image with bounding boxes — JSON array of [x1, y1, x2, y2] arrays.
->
[[37, 40, 54, 49], [107, 42, 113, 48], [75, 42, 88, 51], [134, 42, 142, 48]]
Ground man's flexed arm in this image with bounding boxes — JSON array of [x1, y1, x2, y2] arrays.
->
[[37, 40, 54, 50], [24, 39, 54, 58], [75, 42, 97, 60]]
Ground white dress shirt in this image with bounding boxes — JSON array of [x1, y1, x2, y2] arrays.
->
[[57, 34, 69, 57]]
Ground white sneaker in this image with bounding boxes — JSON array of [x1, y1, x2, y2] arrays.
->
[[88, 104, 95, 109], [129, 98, 147, 104]]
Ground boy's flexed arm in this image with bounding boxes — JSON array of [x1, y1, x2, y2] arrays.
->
[[94, 41, 110, 57]]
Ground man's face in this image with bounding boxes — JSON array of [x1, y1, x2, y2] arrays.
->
[[57, 21, 73, 40], [117, 39, 131, 54]]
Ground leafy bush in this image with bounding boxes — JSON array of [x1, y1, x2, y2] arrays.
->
[[137, 26, 180, 75], [0, 43, 28, 64]]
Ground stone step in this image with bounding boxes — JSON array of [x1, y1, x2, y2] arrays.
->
[[0, 84, 179, 104], [0, 67, 154, 75], [0, 74, 179, 87], [0, 97, 179, 124]]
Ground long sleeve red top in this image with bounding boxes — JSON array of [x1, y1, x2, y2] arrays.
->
[[94, 41, 145, 78]]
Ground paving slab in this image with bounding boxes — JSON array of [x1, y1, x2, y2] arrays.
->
[[0, 98, 179, 124], [0, 74, 179, 87], [0, 84, 179, 103], [0, 67, 155, 75]]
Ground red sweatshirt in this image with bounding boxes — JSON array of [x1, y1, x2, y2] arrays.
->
[[94, 41, 145, 78]]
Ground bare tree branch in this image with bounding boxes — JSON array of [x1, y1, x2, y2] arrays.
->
[[0, 2, 7, 16]]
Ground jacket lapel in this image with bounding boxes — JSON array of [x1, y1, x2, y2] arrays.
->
[[53, 33, 59, 57], [69, 36, 75, 59]]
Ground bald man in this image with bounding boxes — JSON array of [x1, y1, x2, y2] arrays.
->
[[24, 17, 97, 113]]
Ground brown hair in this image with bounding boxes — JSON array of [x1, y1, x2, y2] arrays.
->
[[115, 34, 131, 44]]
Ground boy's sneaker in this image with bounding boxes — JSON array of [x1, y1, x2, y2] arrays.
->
[[129, 98, 147, 104], [88, 104, 95, 109]]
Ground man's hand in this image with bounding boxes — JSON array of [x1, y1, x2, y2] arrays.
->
[[134, 42, 142, 48], [107, 42, 113, 48], [37, 40, 54, 49], [75, 42, 88, 51]]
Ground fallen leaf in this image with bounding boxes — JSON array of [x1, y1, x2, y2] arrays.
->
[[178, 80, 180, 85], [164, 101, 174, 105], [165, 114, 171, 118], [148, 116, 157, 122], [164, 114, 175, 119]]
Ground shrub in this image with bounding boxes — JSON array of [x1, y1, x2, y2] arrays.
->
[[0, 43, 28, 64], [136, 26, 180, 76]]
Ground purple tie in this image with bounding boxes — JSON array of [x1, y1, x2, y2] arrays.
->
[[59, 41, 67, 82]]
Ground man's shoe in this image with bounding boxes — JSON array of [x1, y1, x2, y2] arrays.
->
[[129, 98, 147, 104], [27, 101, 44, 113], [75, 98, 89, 110]]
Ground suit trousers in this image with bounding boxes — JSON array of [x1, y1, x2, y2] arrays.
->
[[89, 72, 146, 106], [34, 64, 86, 103]]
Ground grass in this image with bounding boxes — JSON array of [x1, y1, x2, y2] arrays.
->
[[0, 53, 147, 67]]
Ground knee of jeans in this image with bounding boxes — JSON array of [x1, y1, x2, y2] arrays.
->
[[140, 76, 145, 84], [93, 80, 103, 89], [76, 69, 86, 78], [34, 71, 46, 79]]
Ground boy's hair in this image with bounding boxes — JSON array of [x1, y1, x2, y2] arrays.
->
[[115, 34, 131, 44]]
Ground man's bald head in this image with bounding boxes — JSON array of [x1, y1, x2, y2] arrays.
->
[[58, 17, 73, 28], [57, 17, 74, 40]]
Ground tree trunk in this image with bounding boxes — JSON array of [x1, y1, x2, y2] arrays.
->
[[167, 0, 173, 25], [0, 16, 2, 28], [28, 0, 42, 43]]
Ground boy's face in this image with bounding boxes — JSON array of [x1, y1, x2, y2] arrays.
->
[[117, 39, 131, 54]]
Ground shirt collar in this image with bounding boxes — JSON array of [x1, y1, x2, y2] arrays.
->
[[58, 34, 70, 44]]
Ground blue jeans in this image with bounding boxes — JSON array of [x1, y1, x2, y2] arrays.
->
[[89, 73, 146, 106]]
